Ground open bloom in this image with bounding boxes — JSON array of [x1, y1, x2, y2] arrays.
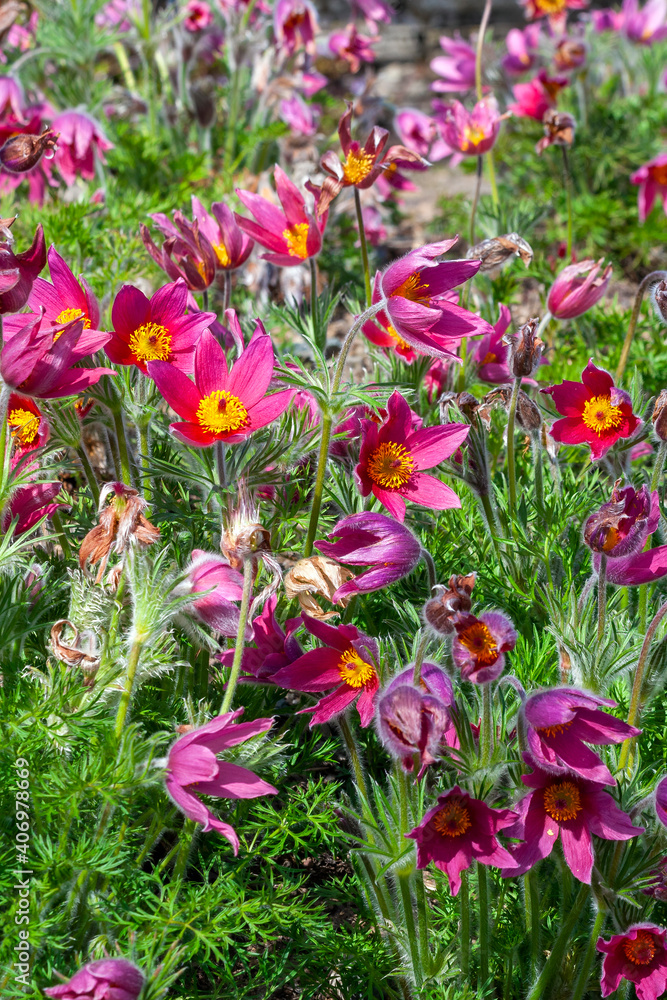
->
[[148, 328, 292, 448], [236, 166, 325, 266], [274, 0, 317, 54], [356, 390, 469, 521], [0, 222, 46, 314], [166, 710, 277, 854], [50, 110, 113, 186], [280, 95, 319, 137], [362, 280, 461, 362], [452, 611, 517, 683], [541, 360, 640, 461], [184, 549, 245, 636], [598, 925, 667, 1000], [43, 959, 144, 1000], [406, 787, 519, 895], [430, 34, 476, 92], [584, 482, 655, 558], [547, 258, 612, 319], [217, 594, 303, 682], [271, 616, 380, 727], [631, 154, 667, 222], [329, 24, 378, 72], [622, 0, 667, 43], [473, 304, 514, 382], [184, 0, 213, 30], [509, 70, 568, 119], [502, 760, 643, 882], [438, 98, 504, 156], [502, 25, 541, 74], [315, 511, 422, 601], [7, 393, 49, 462], [107, 280, 215, 374], [520, 0, 587, 23], [523, 687, 641, 784]]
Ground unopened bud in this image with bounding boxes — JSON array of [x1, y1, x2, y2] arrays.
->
[[502, 318, 543, 378], [650, 279, 667, 325], [484, 386, 541, 431], [0, 127, 58, 174], [652, 389, 667, 441], [467, 232, 533, 272], [536, 110, 576, 154], [423, 573, 475, 635]]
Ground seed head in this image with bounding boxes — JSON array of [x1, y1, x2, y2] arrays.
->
[[0, 127, 58, 174], [467, 233, 533, 272]]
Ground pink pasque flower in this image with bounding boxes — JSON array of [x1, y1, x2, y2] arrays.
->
[[430, 34, 477, 93], [184, 0, 213, 31], [217, 594, 303, 682], [166, 710, 277, 854], [394, 108, 443, 159], [502, 26, 541, 75], [192, 196, 254, 272], [274, 0, 317, 55], [147, 328, 292, 447], [2, 479, 69, 535], [631, 154, 667, 222], [355, 389, 469, 521], [7, 393, 49, 463], [622, 0, 667, 42], [588, 487, 667, 587], [554, 37, 587, 71], [591, 7, 625, 29], [547, 258, 612, 319], [598, 925, 667, 1000], [44, 959, 144, 1000], [184, 549, 245, 636], [509, 70, 568, 119], [351, 0, 393, 29], [106, 279, 215, 374], [0, 76, 25, 120], [541, 360, 640, 461], [406, 787, 519, 895], [452, 611, 517, 683], [473, 304, 514, 382], [0, 223, 46, 314], [379, 661, 457, 775], [329, 24, 378, 73], [438, 97, 504, 156], [280, 95, 319, 136], [271, 615, 380, 727], [50, 110, 113, 186], [236, 166, 326, 266]]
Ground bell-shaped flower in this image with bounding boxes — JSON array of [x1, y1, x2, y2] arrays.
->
[[271, 615, 380, 727], [622, 0, 667, 43], [508, 70, 568, 120], [438, 97, 504, 156], [236, 165, 325, 266], [2, 479, 68, 535], [217, 594, 303, 682], [547, 258, 612, 319], [592, 488, 667, 586], [184, 549, 245, 637], [0, 222, 46, 314], [452, 610, 517, 683], [141, 213, 218, 292], [165, 709, 277, 854], [274, 0, 318, 55], [50, 110, 113, 186], [147, 328, 292, 448], [584, 482, 655, 558], [378, 661, 457, 774], [44, 958, 144, 1000], [430, 34, 476, 92], [655, 774, 667, 827], [597, 924, 667, 1000], [191, 197, 254, 271], [329, 24, 378, 73], [631, 154, 667, 222], [502, 26, 541, 75]]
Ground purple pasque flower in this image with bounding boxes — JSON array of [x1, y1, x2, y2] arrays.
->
[[217, 594, 303, 682], [592, 487, 667, 586], [631, 154, 667, 223], [655, 774, 667, 826], [329, 23, 378, 73], [438, 98, 504, 156], [598, 924, 667, 1000], [350, 0, 393, 29], [166, 709, 277, 854], [315, 512, 422, 601], [280, 95, 319, 137], [584, 482, 655, 558], [2, 478, 69, 535], [274, 0, 318, 55], [501, 759, 643, 883], [43, 958, 144, 1000], [430, 34, 476, 92], [547, 258, 612, 319], [502, 25, 541, 75], [523, 687, 641, 785], [0, 222, 46, 314], [149, 197, 254, 280], [378, 661, 458, 774], [406, 786, 519, 895], [622, 0, 667, 43], [184, 549, 246, 636], [394, 108, 444, 160], [452, 611, 517, 684], [271, 616, 380, 728], [50, 110, 113, 186], [473, 303, 513, 383], [141, 211, 217, 292]]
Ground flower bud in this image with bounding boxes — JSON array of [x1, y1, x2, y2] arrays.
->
[[467, 232, 533, 272], [502, 318, 544, 378], [423, 573, 476, 635], [583, 481, 653, 557], [377, 683, 452, 775], [0, 127, 58, 174], [650, 279, 667, 325], [652, 389, 667, 441]]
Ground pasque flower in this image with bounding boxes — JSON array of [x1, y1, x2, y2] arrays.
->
[[274, 0, 318, 54], [536, 110, 576, 154], [166, 710, 277, 854], [280, 95, 319, 137], [141, 213, 217, 291], [184, 549, 246, 637], [502, 25, 541, 75], [50, 110, 113, 186], [7, 393, 49, 462], [0, 76, 25, 120], [106, 279, 215, 374], [502, 759, 643, 882], [147, 328, 292, 447], [547, 258, 612, 319], [438, 97, 505, 156], [656, 775, 667, 827], [379, 661, 457, 774], [0, 126, 58, 174], [329, 24, 378, 72], [356, 390, 469, 521], [271, 616, 380, 727], [452, 611, 517, 683], [520, 0, 587, 22], [631, 154, 667, 222], [622, 0, 667, 43], [584, 482, 655, 558], [406, 787, 519, 895], [315, 511, 422, 601], [43, 958, 144, 1000], [509, 70, 568, 120], [523, 687, 641, 784], [597, 925, 667, 1000], [593, 488, 667, 586], [362, 279, 463, 362], [473, 304, 514, 383], [541, 360, 640, 461], [2, 479, 68, 535], [236, 165, 325, 266], [430, 34, 477, 92], [423, 572, 475, 635], [0, 222, 46, 314], [217, 594, 303, 682]]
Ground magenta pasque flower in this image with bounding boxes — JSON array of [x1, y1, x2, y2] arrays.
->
[[378, 661, 457, 775], [541, 359, 640, 461], [271, 615, 380, 728], [430, 34, 476, 92], [473, 303, 513, 382], [43, 958, 144, 1000], [656, 775, 667, 827], [280, 95, 319, 137], [2, 479, 68, 535], [438, 97, 504, 155], [316, 511, 422, 600], [166, 709, 277, 854], [509, 70, 568, 119], [592, 488, 667, 586], [547, 258, 612, 319], [50, 110, 113, 186], [274, 0, 318, 54], [148, 327, 292, 447], [523, 687, 641, 784], [236, 165, 325, 266], [7, 393, 49, 462], [597, 925, 667, 1000], [502, 759, 643, 882], [631, 154, 667, 222], [622, 0, 667, 43], [184, 549, 246, 636], [502, 25, 541, 74], [217, 594, 303, 682], [356, 390, 469, 521], [329, 23, 378, 72], [406, 786, 519, 895], [452, 611, 517, 683], [584, 482, 655, 557], [0, 222, 46, 314]]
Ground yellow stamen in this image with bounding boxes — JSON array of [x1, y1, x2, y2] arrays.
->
[[196, 389, 250, 436], [338, 648, 376, 688], [462, 124, 487, 151], [457, 621, 498, 665], [213, 242, 231, 267], [391, 270, 431, 305], [366, 441, 415, 489], [342, 148, 375, 185], [8, 407, 39, 446], [534, 0, 567, 12], [543, 780, 582, 822], [128, 321, 172, 364], [282, 223, 310, 259], [386, 324, 412, 353], [622, 931, 657, 966], [56, 307, 90, 328], [581, 395, 624, 436], [433, 800, 472, 838], [539, 720, 574, 739]]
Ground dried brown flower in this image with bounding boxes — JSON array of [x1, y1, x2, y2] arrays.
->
[[536, 110, 576, 154], [467, 233, 533, 272], [423, 573, 476, 635], [284, 556, 355, 620], [79, 482, 159, 584], [502, 318, 544, 378], [50, 619, 99, 685]]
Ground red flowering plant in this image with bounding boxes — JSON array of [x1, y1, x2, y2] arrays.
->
[[236, 165, 326, 266]]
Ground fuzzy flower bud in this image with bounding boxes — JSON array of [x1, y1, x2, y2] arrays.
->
[[423, 573, 475, 635], [377, 683, 452, 777], [44, 959, 144, 1000], [502, 318, 544, 378], [0, 126, 58, 173], [467, 233, 533, 272], [652, 389, 667, 441], [650, 279, 667, 325]]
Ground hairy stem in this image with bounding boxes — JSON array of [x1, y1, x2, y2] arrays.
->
[[354, 186, 372, 308], [597, 554, 607, 646], [506, 376, 521, 524], [526, 870, 541, 978], [220, 558, 254, 713], [616, 271, 667, 382], [112, 406, 133, 486], [114, 638, 143, 738], [478, 861, 490, 987], [618, 598, 667, 772], [139, 423, 151, 505], [481, 682, 494, 765], [526, 884, 589, 1000], [461, 870, 471, 978], [304, 412, 332, 557], [562, 146, 574, 262], [469, 155, 484, 249], [571, 906, 606, 1000], [76, 445, 100, 507]]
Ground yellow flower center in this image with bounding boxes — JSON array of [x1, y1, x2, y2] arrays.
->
[[457, 621, 498, 665], [337, 648, 376, 688], [8, 407, 39, 446], [56, 307, 90, 328], [213, 241, 231, 267], [433, 800, 472, 838], [342, 148, 375, 185], [391, 270, 431, 305], [543, 780, 582, 822], [367, 441, 415, 489], [623, 931, 657, 966], [462, 124, 487, 151], [581, 395, 624, 435], [128, 321, 173, 363], [196, 389, 250, 436], [538, 720, 573, 739], [534, 0, 567, 13], [482, 351, 498, 364], [282, 223, 310, 259], [386, 324, 413, 353]]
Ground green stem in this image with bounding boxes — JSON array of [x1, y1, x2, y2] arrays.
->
[[532, 433, 544, 516], [469, 155, 483, 249], [618, 598, 667, 772], [337, 712, 369, 802], [76, 445, 100, 507], [507, 376, 521, 524], [536, 311, 553, 342], [112, 406, 133, 486], [570, 906, 606, 1000], [481, 682, 494, 765], [412, 634, 429, 687], [597, 554, 607, 646], [51, 510, 72, 560], [458, 335, 468, 393], [139, 424, 151, 504], [310, 256, 320, 347], [216, 439, 227, 491], [415, 871, 430, 979], [354, 186, 372, 308], [526, 870, 541, 978], [220, 558, 254, 713], [486, 151, 499, 208], [172, 819, 197, 882], [478, 862, 490, 988], [222, 270, 232, 312], [398, 874, 422, 989], [562, 146, 573, 262], [526, 884, 590, 1000], [304, 412, 332, 557], [114, 639, 143, 738], [616, 271, 666, 383], [475, 0, 492, 100], [651, 439, 667, 492], [461, 870, 471, 978], [421, 548, 437, 595]]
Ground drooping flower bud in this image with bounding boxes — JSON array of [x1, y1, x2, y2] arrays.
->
[[536, 110, 576, 154], [467, 233, 533, 272], [502, 318, 544, 378], [652, 389, 667, 441], [583, 482, 654, 557], [423, 573, 475, 635], [0, 126, 58, 174], [483, 386, 542, 431], [650, 279, 667, 325]]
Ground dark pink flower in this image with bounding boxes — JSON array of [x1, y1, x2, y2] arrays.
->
[[184, 0, 213, 31], [502, 760, 643, 882], [351, 0, 393, 29], [184, 549, 245, 636], [430, 34, 476, 92], [438, 97, 504, 156], [0, 76, 25, 120], [274, 0, 317, 55], [523, 687, 641, 784], [358, 205, 387, 247], [554, 37, 588, 71], [592, 488, 667, 586], [50, 110, 113, 186], [473, 304, 514, 382], [280, 95, 319, 136], [541, 359, 640, 461], [502, 26, 541, 74], [584, 482, 655, 558], [598, 925, 667, 1000], [7, 393, 48, 462], [591, 7, 625, 29], [622, 0, 667, 43], [107, 280, 215, 374], [217, 594, 303, 682], [147, 327, 292, 447], [406, 786, 519, 895], [521, 0, 587, 22], [547, 258, 612, 319], [236, 166, 325, 266], [166, 709, 277, 854], [452, 611, 517, 684], [631, 154, 667, 222], [2, 479, 69, 535], [379, 661, 457, 774], [141, 212, 217, 292], [0, 223, 46, 314], [509, 70, 568, 119], [43, 958, 144, 1000], [271, 616, 380, 728], [355, 390, 469, 521], [329, 24, 378, 72]]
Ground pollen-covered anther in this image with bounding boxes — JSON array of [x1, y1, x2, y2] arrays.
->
[[367, 442, 415, 489], [457, 621, 498, 665], [337, 648, 376, 688], [213, 242, 231, 267], [196, 390, 250, 435], [56, 307, 90, 328], [581, 395, 624, 435], [342, 148, 375, 185], [8, 408, 40, 445], [391, 270, 431, 304], [538, 720, 574, 739], [282, 222, 310, 259], [386, 324, 413, 352], [543, 780, 582, 822], [622, 931, 657, 966], [462, 124, 486, 150], [129, 320, 172, 363], [433, 800, 473, 838]]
